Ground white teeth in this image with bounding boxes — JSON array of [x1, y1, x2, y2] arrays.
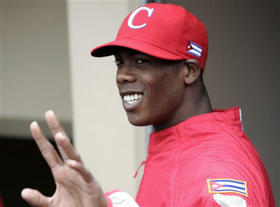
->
[[123, 93, 143, 105]]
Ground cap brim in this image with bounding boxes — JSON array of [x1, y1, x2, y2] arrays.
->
[[91, 38, 184, 60]]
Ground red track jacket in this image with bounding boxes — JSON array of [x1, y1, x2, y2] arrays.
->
[[106, 107, 275, 207]]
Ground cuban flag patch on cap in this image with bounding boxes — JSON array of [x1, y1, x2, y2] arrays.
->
[[186, 41, 202, 58], [207, 178, 248, 197]]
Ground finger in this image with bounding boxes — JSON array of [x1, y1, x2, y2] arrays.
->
[[67, 160, 93, 183], [30, 121, 62, 169], [45, 110, 67, 137], [21, 188, 49, 207], [55, 132, 83, 163], [44, 110, 76, 162], [53, 132, 70, 162]]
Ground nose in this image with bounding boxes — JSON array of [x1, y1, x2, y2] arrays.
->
[[116, 66, 136, 84]]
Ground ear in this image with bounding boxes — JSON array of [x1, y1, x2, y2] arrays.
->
[[184, 59, 201, 85]]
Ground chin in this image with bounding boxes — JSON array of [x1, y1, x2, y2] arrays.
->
[[127, 118, 150, 126], [126, 113, 151, 126]]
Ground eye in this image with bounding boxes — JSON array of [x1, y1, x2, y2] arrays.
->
[[134, 58, 149, 65], [135, 59, 144, 64]]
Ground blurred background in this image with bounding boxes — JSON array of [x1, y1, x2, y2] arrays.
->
[[0, 0, 279, 206]]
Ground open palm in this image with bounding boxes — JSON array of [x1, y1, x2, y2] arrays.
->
[[21, 111, 107, 207]]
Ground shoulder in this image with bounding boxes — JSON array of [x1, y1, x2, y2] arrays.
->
[[175, 133, 273, 206]]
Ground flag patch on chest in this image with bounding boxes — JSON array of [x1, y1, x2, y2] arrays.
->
[[207, 178, 248, 197]]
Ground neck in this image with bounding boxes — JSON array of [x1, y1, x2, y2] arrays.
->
[[153, 80, 212, 132]]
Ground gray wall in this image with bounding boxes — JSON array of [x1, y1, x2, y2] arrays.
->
[[67, 0, 145, 195], [0, 1, 72, 137], [168, 0, 279, 204], [0, 1, 3, 118]]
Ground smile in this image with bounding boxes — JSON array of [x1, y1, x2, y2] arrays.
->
[[123, 93, 143, 105]]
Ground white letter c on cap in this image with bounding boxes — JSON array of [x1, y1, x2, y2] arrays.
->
[[128, 7, 154, 29]]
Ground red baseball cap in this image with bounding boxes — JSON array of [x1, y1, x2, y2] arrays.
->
[[91, 3, 208, 70]]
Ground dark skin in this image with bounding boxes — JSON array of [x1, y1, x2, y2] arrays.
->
[[21, 48, 212, 207], [115, 48, 212, 131]]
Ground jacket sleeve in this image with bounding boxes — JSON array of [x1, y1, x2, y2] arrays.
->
[[104, 190, 248, 207], [105, 190, 139, 207], [208, 194, 247, 207]]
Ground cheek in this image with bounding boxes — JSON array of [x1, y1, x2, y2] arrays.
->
[[149, 71, 183, 98], [145, 74, 184, 115]]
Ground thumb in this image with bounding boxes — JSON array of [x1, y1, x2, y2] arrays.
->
[[21, 188, 49, 207]]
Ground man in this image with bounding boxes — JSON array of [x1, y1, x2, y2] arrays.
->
[[21, 3, 275, 207]]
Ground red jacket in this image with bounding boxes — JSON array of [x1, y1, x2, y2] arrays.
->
[[135, 107, 275, 206], [106, 107, 275, 207]]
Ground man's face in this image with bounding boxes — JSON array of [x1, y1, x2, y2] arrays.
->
[[115, 48, 186, 127]]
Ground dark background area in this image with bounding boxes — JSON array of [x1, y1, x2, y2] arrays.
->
[[0, 137, 56, 207]]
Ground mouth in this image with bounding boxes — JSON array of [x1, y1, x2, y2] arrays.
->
[[121, 92, 144, 110]]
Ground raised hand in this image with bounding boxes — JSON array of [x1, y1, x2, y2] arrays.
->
[[21, 110, 107, 207]]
